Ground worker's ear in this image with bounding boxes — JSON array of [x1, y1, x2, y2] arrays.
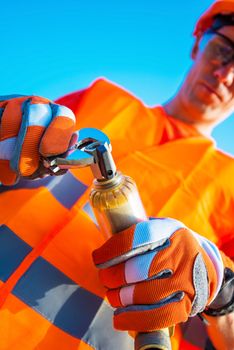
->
[[191, 36, 201, 60]]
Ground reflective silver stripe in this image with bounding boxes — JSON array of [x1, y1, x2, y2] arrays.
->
[[82, 301, 134, 349]]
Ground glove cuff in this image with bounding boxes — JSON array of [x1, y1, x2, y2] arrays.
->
[[203, 267, 234, 317]]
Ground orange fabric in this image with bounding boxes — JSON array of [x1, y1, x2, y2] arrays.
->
[[170, 325, 183, 350], [220, 250, 234, 271], [219, 236, 234, 259], [194, 0, 234, 37], [179, 339, 202, 350], [56, 79, 166, 160], [0, 78, 233, 349], [159, 108, 201, 143]]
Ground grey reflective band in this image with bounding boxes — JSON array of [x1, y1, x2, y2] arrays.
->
[[0, 225, 134, 349], [0, 225, 102, 339], [0, 172, 88, 209]]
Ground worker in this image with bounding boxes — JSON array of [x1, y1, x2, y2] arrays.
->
[[0, 1, 233, 349]]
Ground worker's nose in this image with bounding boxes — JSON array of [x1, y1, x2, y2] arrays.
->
[[213, 62, 234, 87]]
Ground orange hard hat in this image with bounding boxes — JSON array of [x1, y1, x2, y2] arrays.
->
[[194, 0, 234, 37]]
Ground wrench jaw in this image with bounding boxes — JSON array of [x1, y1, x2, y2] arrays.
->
[[86, 142, 116, 180], [44, 128, 116, 180]]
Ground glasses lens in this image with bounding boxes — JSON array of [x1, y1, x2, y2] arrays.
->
[[200, 32, 234, 66]]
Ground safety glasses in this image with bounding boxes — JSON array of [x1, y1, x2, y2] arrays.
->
[[200, 30, 234, 67]]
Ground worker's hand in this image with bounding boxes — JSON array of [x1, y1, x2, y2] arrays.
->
[[0, 94, 76, 185], [93, 218, 224, 332]]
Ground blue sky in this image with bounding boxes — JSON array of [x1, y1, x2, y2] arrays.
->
[[0, 0, 233, 154]]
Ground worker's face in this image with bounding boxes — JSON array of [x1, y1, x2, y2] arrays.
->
[[181, 25, 234, 125]]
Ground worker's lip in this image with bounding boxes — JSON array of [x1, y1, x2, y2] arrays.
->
[[200, 82, 226, 102]]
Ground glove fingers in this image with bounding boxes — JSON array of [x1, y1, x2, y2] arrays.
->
[[151, 229, 218, 304], [107, 277, 189, 308], [19, 125, 46, 176], [0, 99, 22, 183], [93, 225, 136, 266], [99, 262, 126, 289], [93, 219, 185, 266], [0, 97, 26, 140], [94, 218, 224, 332], [99, 249, 173, 289], [13, 99, 53, 176], [102, 230, 207, 308], [99, 228, 194, 289], [0, 96, 76, 181], [113, 294, 190, 332], [40, 104, 76, 156]]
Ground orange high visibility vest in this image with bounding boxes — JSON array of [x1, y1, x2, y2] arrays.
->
[[0, 78, 233, 349]]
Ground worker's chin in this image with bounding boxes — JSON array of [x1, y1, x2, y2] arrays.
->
[[192, 84, 222, 109], [188, 93, 221, 120]]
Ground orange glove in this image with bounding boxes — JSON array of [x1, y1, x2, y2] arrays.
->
[[93, 218, 225, 332], [0, 95, 76, 185]]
